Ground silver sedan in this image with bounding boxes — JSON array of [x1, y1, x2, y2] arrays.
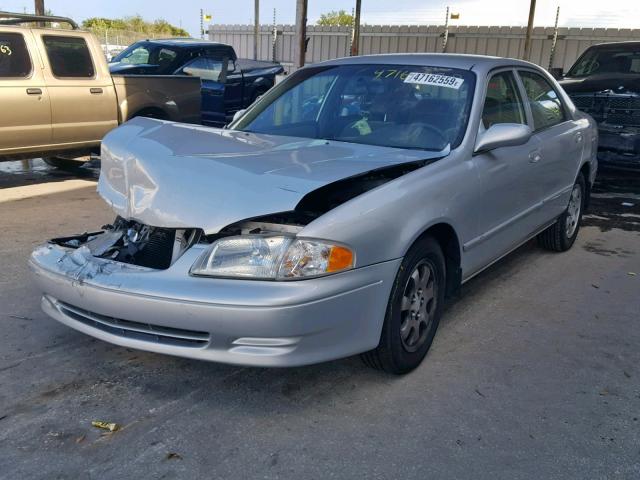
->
[[30, 54, 597, 373]]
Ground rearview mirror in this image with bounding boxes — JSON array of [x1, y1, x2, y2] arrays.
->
[[474, 124, 532, 154]]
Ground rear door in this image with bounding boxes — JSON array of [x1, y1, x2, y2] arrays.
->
[[468, 69, 541, 271], [516, 69, 582, 222], [35, 32, 117, 146], [0, 29, 52, 157]]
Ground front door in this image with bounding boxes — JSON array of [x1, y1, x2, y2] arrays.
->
[[182, 56, 227, 126], [36, 33, 117, 146], [0, 30, 52, 158], [467, 69, 540, 274], [224, 60, 244, 115]]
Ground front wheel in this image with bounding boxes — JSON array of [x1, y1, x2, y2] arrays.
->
[[537, 173, 586, 252], [42, 156, 87, 170], [361, 236, 446, 374]]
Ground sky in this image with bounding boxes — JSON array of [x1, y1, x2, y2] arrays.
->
[[1, 0, 639, 37]]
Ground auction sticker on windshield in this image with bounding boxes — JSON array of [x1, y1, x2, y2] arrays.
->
[[404, 72, 464, 89]]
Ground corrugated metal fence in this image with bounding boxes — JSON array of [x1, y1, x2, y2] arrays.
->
[[209, 24, 640, 73]]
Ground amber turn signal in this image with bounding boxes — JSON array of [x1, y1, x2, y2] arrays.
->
[[327, 246, 354, 272]]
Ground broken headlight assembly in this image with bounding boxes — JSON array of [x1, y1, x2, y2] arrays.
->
[[190, 236, 355, 280]]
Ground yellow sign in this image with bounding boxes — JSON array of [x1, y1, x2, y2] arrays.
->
[[450, 13, 460, 19], [204, 14, 212, 22]]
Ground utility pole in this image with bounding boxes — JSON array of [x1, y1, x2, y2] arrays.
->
[[350, 0, 362, 56], [294, 0, 307, 69], [523, 0, 536, 61], [272, 8, 277, 62], [442, 6, 450, 53], [200, 9, 204, 39], [34, 0, 44, 27], [253, 0, 259, 60], [34, 0, 44, 15], [548, 5, 560, 69]]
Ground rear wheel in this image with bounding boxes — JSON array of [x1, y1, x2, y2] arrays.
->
[[361, 236, 445, 374], [537, 173, 585, 252]]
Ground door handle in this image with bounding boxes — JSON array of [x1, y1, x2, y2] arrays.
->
[[528, 151, 542, 164], [90, 87, 103, 94], [575, 132, 583, 144], [26, 88, 42, 95]]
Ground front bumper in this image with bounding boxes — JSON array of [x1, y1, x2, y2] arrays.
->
[[597, 125, 640, 169], [29, 243, 400, 367]]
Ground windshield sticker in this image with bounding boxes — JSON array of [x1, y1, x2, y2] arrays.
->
[[404, 72, 464, 89], [0, 45, 12, 56], [373, 69, 410, 80]]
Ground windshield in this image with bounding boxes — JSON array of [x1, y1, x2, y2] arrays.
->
[[112, 43, 180, 73], [234, 64, 475, 151], [567, 46, 640, 77]]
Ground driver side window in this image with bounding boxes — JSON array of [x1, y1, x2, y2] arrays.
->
[[482, 71, 526, 129], [183, 57, 225, 82]]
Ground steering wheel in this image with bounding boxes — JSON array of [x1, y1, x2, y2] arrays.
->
[[410, 123, 447, 145], [342, 119, 448, 148]]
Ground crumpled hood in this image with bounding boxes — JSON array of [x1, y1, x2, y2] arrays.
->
[[98, 117, 445, 234]]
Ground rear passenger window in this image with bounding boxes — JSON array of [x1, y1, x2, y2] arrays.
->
[[519, 71, 566, 130], [42, 36, 94, 78], [0, 32, 31, 78], [482, 71, 526, 129]]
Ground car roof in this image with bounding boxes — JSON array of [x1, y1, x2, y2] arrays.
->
[[312, 53, 541, 73]]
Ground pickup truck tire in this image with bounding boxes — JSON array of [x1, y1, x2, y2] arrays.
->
[[361, 236, 445, 374], [42, 156, 86, 170], [537, 173, 585, 252]]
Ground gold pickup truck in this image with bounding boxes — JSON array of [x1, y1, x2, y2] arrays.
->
[[0, 12, 201, 166]]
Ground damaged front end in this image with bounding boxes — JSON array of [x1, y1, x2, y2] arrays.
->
[[569, 90, 640, 169], [50, 218, 200, 270]]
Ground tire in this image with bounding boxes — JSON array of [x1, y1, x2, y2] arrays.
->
[[361, 236, 446, 374], [42, 156, 87, 170], [537, 173, 586, 252]]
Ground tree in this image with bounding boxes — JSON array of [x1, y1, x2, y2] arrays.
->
[[317, 10, 353, 27], [81, 16, 189, 37]]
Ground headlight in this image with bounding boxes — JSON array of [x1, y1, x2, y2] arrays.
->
[[190, 235, 354, 280]]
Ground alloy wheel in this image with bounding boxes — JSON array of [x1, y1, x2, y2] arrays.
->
[[565, 183, 582, 238], [399, 260, 438, 352]]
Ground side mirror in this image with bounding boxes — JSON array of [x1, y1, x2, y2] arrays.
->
[[474, 123, 532, 154], [232, 109, 246, 123], [228, 59, 236, 73], [549, 67, 564, 79]]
